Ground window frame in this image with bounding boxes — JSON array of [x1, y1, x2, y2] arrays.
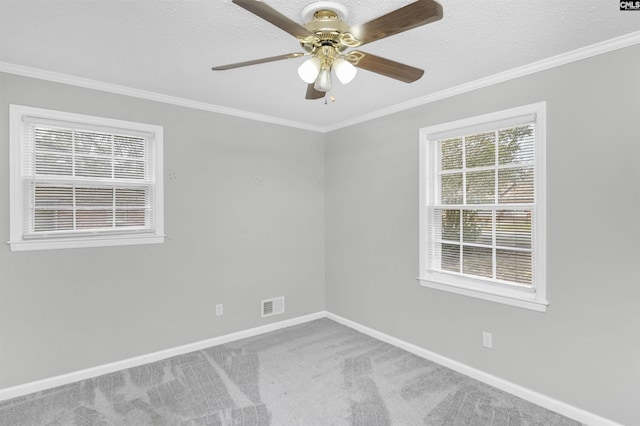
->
[[419, 102, 547, 312], [9, 105, 165, 251]]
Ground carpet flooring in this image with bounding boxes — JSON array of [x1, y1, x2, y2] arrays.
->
[[0, 318, 583, 425]]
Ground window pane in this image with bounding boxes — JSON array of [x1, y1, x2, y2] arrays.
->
[[114, 159, 145, 180], [76, 187, 113, 207], [463, 246, 493, 279], [35, 152, 73, 176], [34, 210, 74, 232], [496, 210, 531, 249], [34, 185, 73, 207], [498, 125, 534, 165], [466, 170, 494, 204], [498, 167, 533, 204], [75, 131, 112, 156], [465, 132, 495, 168], [115, 209, 147, 227], [441, 243, 460, 273], [496, 249, 532, 285], [440, 138, 462, 170], [76, 210, 113, 229], [35, 128, 72, 153], [441, 209, 460, 242], [462, 210, 492, 245], [114, 135, 145, 159], [116, 188, 147, 207], [76, 155, 112, 178], [441, 173, 462, 204]]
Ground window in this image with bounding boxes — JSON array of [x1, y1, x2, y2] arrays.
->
[[419, 103, 547, 311], [9, 105, 164, 251]]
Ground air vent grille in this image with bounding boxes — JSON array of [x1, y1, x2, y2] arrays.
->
[[261, 297, 285, 318]]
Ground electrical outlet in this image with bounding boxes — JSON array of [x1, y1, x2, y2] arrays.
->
[[482, 332, 493, 349], [216, 304, 223, 316]]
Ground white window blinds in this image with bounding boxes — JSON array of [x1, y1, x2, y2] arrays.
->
[[24, 124, 152, 237], [428, 123, 535, 286]]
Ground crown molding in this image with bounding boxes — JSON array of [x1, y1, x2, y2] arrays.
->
[[0, 62, 326, 133], [1, 31, 639, 134], [324, 30, 640, 132]]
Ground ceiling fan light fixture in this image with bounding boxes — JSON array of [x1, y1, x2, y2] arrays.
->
[[212, 0, 443, 100], [298, 56, 321, 83], [333, 57, 357, 84], [314, 67, 332, 91]]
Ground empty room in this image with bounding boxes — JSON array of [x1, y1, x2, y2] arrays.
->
[[0, 0, 638, 425]]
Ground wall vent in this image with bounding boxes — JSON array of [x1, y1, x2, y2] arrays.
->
[[261, 297, 285, 318]]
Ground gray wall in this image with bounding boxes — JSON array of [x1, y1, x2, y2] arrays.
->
[[325, 45, 640, 425], [0, 73, 326, 388]]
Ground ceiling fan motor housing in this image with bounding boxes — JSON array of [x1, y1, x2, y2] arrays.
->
[[301, 1, 348, 22], [300, 2, 361, 54]]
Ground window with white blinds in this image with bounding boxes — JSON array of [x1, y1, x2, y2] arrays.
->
[[10, 105, 164, 251], [419, 103, 547, 311]]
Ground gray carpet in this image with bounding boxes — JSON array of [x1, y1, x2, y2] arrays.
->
[[0, 319, 582, 425]]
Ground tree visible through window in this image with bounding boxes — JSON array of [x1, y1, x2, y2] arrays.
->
[[436, 125, 534, 285]]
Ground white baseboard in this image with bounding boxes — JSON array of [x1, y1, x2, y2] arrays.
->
[[326, 312, 622, 426], [0, 311, 325, 402], [0, 310, 623, 426]]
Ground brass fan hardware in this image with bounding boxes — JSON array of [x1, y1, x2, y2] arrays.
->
[[211, 0, 443, 100]]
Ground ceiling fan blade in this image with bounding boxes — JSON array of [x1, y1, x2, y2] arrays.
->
[[350, 0, 443, 46], [232, 0, 317, 41], [212, 52, 304, 70], [305, 84, 325, 100], [346, 51, 424, 83]]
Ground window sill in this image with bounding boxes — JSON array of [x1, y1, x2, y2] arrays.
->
[[8, 234, 165, 252], [418, 275, 548, 312]]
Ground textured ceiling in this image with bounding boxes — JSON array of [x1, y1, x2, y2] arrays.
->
[[1, 0, 639, 130]]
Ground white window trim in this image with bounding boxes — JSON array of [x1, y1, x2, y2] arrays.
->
[[9, 105, 165, 251], [418, 102, 547, 312]]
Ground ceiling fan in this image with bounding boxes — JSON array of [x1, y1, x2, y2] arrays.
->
[[212, 0, 443, 100]]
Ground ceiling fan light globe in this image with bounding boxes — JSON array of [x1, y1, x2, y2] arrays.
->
[[298, 57, 321, 84], [314, 68, 332, 91], [333, 57, 357, 84]]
